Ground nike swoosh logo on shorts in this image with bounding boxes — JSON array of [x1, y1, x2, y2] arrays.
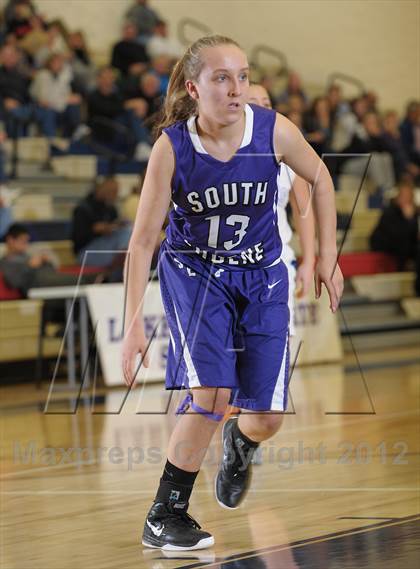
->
[[147, 519, 164, 536], [268, 279, 281, 289]]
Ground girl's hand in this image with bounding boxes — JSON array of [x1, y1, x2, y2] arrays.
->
[[314, 255, 344, 313], [295, 259, 315, 298], [121, 327, 150, 387]]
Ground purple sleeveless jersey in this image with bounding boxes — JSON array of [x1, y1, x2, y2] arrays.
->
[[163, 104, 282, 270]]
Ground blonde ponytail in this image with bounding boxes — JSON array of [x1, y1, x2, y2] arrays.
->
[[155, 35, 241, 138]]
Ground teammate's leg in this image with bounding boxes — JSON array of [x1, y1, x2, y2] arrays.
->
[[216, 260, 290, 509], [237, 411, 284, 442]]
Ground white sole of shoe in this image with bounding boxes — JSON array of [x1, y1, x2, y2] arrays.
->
[[142, 535, 214, 550]]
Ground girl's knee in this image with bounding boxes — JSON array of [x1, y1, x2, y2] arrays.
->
[[192, 387, 231, 416], [253, 412, 284, 434]]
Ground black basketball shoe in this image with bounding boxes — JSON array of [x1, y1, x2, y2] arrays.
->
[[142, 501, 214, 551], [215, 417, 257, 509]]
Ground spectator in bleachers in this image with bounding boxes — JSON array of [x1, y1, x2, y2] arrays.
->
[[30, 53, 82, 138], [0, 198, 13, 240], [383, 110, 419, 182], [111, 22, 149, 77], [125, 0, 160, 43], [400, 100, 420, 169], [71, 177, 132, 270], [87, 66, 151, 157], [0, 124, 7, 185], [0, 44, 33, 137], [87, 67, 124, 140], [0, 187, 13, 239], [326, 84, 350, 128], [370, 179, 419, 271], [123, 70, 162, 121], [275, 71, 308, 114], [66, 30, 96, 95], [150, 55, 171, 95], [147, 19, 183, 60], [0, 45, 32, 136], [4, 0, 36, 40], [18, 15, 49, 60], [33, 22, 70, 68], [304, 96, 331, 156], [330, 95, 367, 153], [341, 111, 395, 199], [4, 1, 34, 25], [364, 90, 379, 113], [0, 223, 99, 296], [259, 75, 276, 107]]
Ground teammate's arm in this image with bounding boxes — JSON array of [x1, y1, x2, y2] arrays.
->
[[274, 114, 343, 311], [122, 133, 174, 386], [289, 178, 316, 297]]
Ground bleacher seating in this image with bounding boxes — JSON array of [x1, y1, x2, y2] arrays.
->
[[0, 299, 60, 362], [0, 273, 22, 301], [339, 252, 397, 277], [352, 272, 415, 301]]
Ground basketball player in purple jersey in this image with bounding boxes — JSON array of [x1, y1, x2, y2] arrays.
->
[[122, 36, 343, 551]]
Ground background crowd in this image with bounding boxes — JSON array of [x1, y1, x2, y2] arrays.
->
[[0, 0, 419, 297]]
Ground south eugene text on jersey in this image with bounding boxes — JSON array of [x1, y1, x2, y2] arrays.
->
[[186, 180, 269, 212], [163, 103, 283, 270]]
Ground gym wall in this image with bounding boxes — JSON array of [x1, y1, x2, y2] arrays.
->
[[35, 0, 419, 113]]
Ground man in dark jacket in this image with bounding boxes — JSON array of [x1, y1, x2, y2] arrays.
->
[[71, 177, 132, 268], [111, 22, 149, 76], [0, 43, 56, 140], [400, 101, 420, 168], [370, 179, 419, 271]]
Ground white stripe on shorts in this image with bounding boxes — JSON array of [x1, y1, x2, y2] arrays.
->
[[270, 334, 289, 411], [173, 303, 201, 388]]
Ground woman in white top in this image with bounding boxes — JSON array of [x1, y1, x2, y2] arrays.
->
[[248, 83, 316, 335]]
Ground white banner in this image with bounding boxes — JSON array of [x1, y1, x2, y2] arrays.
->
[[291, 287, 343, 366], [85, 281, 343, 386], [85, 282, 169, 386]]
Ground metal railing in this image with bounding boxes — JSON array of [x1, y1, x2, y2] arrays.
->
[[249, 44, 288, 78], [327, 72, 366, 96], [177, 18, 212, 47]]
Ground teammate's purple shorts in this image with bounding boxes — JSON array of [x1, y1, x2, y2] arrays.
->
[[157, 240, 290, 412]]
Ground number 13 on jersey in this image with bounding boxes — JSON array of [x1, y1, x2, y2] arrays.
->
[[205, 214, 250, 251]]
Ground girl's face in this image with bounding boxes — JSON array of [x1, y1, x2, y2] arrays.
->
[[248, 84, 272, 109], [187, 45, 249, 125]]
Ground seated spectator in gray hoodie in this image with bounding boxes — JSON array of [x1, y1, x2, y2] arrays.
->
[[0, 223, 97, 296]]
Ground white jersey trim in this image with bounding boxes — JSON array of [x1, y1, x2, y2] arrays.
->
[[173, 303, 201, 388], [187, 104, 254, 154]]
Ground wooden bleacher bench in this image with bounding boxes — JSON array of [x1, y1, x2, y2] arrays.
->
[[401, 298, 420, 320], [0, 299, 60, 362], [352, 272, 415, 301]]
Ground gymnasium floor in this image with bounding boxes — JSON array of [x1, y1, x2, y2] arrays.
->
[[1, 347, 419, 569]]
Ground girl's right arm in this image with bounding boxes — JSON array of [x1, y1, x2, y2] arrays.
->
[[122, 134, 174, 386]]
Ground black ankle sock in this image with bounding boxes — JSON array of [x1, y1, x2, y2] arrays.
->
[[161, 459, 199, 486], [233, 420, 260, 451], [155, 460, 199, 510]]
